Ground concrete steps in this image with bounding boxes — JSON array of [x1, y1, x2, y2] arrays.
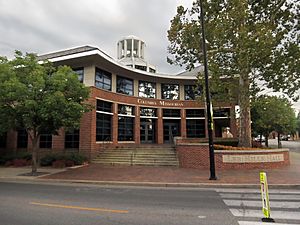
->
[[92, 145, 179, 167]]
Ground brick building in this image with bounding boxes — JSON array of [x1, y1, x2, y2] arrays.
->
[[0, 36, 237, 160]]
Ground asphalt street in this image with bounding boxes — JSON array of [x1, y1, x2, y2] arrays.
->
[[0, 182, 236, 225], [0, 182, 300, 225], [268, 139, 300, 152]]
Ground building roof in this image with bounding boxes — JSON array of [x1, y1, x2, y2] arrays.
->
[[38, 45, 198, 80]]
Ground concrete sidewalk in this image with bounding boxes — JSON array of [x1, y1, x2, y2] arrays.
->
[[1, 152, 300, 187]]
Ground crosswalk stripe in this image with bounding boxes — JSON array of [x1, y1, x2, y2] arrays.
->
[[230, 208, 300, 220], [220, 193, 300, 200], [238, 221, 300, 225], [216, 188, 300, 194], [224, 199, 300, 208]]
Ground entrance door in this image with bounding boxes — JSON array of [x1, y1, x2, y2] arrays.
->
[[163, 121, 180, 143], [140, 120, 155, 143]]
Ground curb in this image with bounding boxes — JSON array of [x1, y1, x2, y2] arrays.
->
[[1, 177, 300, 189]]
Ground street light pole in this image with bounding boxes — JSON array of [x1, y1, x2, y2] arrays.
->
[[199, 0, 217, 180]]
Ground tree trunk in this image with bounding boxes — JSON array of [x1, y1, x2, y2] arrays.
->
[[277, 132, 282, 148], [31, 135, 39, 175], [265, 136, 269, 147], [238, 75, 252, 147]]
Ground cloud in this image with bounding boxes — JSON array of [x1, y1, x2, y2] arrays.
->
[[0, 0, 193, 73]]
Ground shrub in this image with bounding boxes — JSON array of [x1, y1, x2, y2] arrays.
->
[[65, 153, 87, 165], [40, 154, 58, 166], [52, 160, 66, 168], [0, 152, 32, 166], [214, 144, 268, 150], [12, 159, 28, 167]]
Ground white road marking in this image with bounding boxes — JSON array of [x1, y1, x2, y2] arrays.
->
[[216, 188, 300, 194], [230, 208, 300, 220], [220, 193, 300, 200], [198, 215, 206, 219], [238, 221, 300, 225], [223, 199, 300, 209]]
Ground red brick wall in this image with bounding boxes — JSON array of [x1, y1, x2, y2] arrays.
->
[[176, 144, 290, 170]]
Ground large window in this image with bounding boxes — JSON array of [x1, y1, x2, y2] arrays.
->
[[140, 107, 157, 117], [96, 114, 112, 141], [139, 81, 156, 98], [96, 100, 112, 112], [161, 84, 179, 100], [186, 109, 205, 118], [73, 67, 84, 83], [117, 76, 133, 96], [39, 133, 52, 148], [95, 68, 112, 91], [65, 129, 79, 149], [186, 120, 205, 138], [118, 117, 134, 141], [96, 100, 113, 141], [118, 105, 134, 141], [17, 129, 28, 149], [184, 85, 201, 100], [163, 109, 181, 117]]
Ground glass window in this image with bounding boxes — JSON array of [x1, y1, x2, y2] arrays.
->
[[65, 129, 79, 149], [163, 109, 181, 117], [186, 120, 206, 138], [95, 68, 112, 91], [118, 105, 134, 115], [73, 67, 84, 83], [138, 81, 156, 98], [0, 132, 7, 148], [184, 85, 201, 100], [161, 84, 179, 100], [214, 108, 230, 117], [186, 109, 205, 118], [96, 114, 112, 141], [96, 100, 112, 113], [135, 65, 147, 71], [17, 129, 28, 148], [140, 108, 157, 117], [39, 133, 52, 148], [117, 76, 133, 96], [118, 117, 134, 141]]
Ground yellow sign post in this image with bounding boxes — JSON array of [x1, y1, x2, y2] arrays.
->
[[260, 172, 275, 222]]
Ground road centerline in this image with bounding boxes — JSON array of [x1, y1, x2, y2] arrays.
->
[[30, 202, 129, 214]]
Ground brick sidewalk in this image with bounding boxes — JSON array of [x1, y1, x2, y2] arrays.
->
[[40, 152, 300, 185]]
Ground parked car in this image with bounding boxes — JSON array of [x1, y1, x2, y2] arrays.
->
[[281, 134, 290, 141], [254, 135, 265, 142]]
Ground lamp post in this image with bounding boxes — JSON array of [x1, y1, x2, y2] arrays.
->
[[199, 0, 217, 180]]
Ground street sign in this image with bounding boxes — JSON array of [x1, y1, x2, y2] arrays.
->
[[260, 172, 274, 222]]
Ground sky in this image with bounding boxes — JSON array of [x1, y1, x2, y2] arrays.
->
[[1, 0, 299, 111], [0, 0, 194, 75]]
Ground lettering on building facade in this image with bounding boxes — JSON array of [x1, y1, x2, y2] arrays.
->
[[137, 99, 184, 107], [222, 154, 284, 163]]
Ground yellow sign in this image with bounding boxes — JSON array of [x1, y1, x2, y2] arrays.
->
[[260, 172, 270, 218]]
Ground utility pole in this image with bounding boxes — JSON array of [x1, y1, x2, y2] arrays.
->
[[199, 0, 217, 180]]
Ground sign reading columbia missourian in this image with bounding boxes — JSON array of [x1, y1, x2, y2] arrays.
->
[[137, 98, 184, 107]]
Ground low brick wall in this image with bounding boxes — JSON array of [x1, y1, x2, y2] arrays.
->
[[176, 144, 290, 169]]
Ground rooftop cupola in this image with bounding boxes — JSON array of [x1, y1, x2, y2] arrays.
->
[[117, 35, 156, 73]]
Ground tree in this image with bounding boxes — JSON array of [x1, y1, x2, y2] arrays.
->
[[168, 0, 300, 147], [0, 51, 91, 174], [251, 95, 297, 148]]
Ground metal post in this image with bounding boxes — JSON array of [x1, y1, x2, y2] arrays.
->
[[199, 0, 217, 180]]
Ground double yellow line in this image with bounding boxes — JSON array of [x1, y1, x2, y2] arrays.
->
[[30, 202, 129, 214]]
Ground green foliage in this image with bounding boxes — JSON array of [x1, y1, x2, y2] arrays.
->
[[168, 0, 300, 146], [40, 153, 87, 167], [0, 51, 91, 135], [251, 95, 297, 137], [0, 51, 91, 173], [0, 151, 32, 165]]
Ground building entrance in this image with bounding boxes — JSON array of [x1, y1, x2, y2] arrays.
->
[[163, 120, 180, 143], [140, 119, 155, 143]]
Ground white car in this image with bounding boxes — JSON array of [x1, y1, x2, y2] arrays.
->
[[254, 135, 265, 142]]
